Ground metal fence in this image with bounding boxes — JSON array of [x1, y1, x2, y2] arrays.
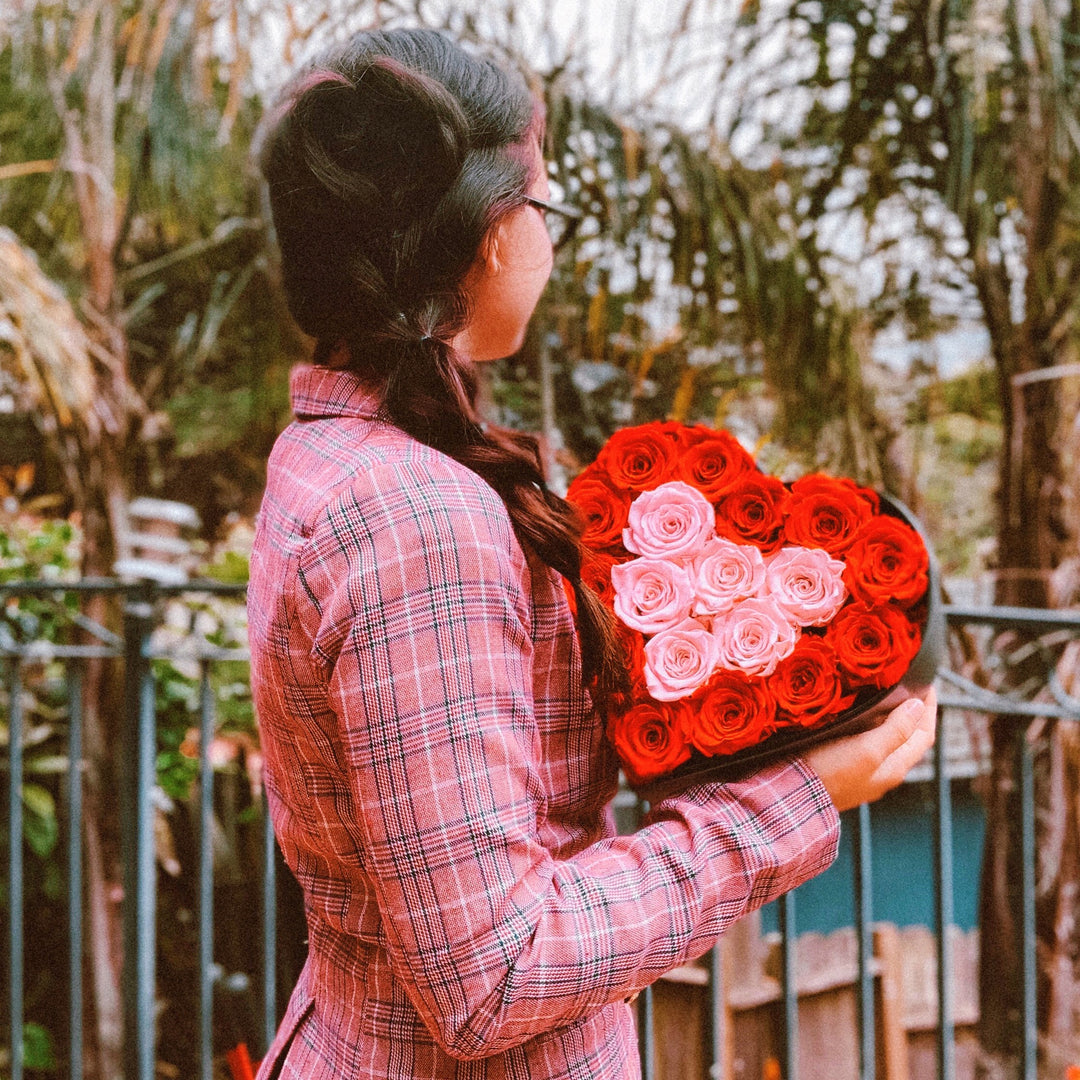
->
[[2, 580, 1079, 1080]]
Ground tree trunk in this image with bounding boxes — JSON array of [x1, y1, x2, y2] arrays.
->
[[972, 172, 1079, 1073], [57, 5, 144, 1073], [78, 516, 127, 1080], [1042, 685, 1080, 1074]]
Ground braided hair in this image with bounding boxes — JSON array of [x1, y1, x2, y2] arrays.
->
[[259, 28, 626, 698]]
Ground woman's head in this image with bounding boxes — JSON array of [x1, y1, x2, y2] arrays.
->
[[260, 28, 626, 698], [260, 29, 550, 384]]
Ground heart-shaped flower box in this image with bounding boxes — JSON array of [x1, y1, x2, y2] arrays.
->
[[566, 421, 945, 802]]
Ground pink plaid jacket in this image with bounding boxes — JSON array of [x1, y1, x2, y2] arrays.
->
[[247, 364, 840, 1079]]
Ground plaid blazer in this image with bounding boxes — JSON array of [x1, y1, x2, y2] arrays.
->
[[247, 364, 840, 1079]]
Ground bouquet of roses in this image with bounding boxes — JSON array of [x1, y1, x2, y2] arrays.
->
[[567, 421, 939, 792]]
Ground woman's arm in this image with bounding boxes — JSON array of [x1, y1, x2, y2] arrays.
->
[[300, 457, 841, 1061]]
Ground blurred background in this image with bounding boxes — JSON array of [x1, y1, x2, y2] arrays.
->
[[1, 2, 1078, 1078]]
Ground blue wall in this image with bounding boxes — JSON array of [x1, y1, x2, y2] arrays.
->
[[762, 780, 986, 935]]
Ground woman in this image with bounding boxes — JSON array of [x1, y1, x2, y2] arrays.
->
[[249, 27, 936, 1080]]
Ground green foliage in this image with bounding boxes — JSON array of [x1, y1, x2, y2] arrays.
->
[[22, 1022, 57, 1072], [1, 5, 303, 537], [20, 783, 59, 858], [0, 518, 80, 645], [0, 41, 68, 284], [0, 517, 80, 580], [203, 549, 251, 586], [936, 366, 1001, 424], [0, 518, 78, 913], [516, 87, 886, 480], [150, 528, 256, 803], [2, 512, 258, 1076], [932, 413, 1000, 469], [0, 514, 79, 871], [0, 521, 75, 1077], [166, 384, 258, 458], [153, 657, 202, 801]]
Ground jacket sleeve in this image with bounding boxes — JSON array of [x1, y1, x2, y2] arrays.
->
[[297, 457, 840, 1062]]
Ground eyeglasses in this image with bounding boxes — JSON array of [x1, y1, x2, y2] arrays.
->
[[524, 194, 584, 250]]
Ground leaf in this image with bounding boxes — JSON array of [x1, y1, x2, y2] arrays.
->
[[586, 287, 609, 359], [21, 783, 59, 857], [20, 781, 55, 819], [63, 0, 102, 75], [669, 364, 697, 423], [619, 122, 642, 182], [25, 754, 73, 775], [43, 859, 65, 901], [202, 550, 249, 585], [22, 1022, 56, 1070], [0, 228, 98, 431]]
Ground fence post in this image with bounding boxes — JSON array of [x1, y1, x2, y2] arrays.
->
[[853, 803, 874, 1080], [66, 665, 85, 1080], [198, 665, 216, 1080], [121, 590, 158, 1080], [708, 943, 726, 1080], [262, 792, 278, 1056], [7, 659, 25, 1080], [933, 708, 955, 1080], [1018, 728, 1037, 1080], [778, 890, 798, 1080], [637, 984, 655, 1080]]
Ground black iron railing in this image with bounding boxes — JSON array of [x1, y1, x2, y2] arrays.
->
[[2, 580, 1079, 1080]]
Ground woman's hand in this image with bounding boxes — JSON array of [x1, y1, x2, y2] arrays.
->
[[803, 687, 937, 813]]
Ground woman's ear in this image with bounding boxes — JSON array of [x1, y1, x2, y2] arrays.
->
[[460, 226, 502, 296], [477, 222, 505, 276]]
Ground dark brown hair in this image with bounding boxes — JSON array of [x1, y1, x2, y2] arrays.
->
[[259, 28, 625, 697]]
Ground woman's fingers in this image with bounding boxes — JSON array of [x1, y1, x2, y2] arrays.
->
[[804, 687, 938, 813], [869, 687, 937, 793], [864, 693, 927, 759]]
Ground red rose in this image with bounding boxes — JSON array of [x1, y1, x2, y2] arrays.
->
[[593, 421, 680, 492], [771, 637, 856, 726], [714, 474, 789, 553], [783, 474, 880, 555], [677, 424, 714, 447], [612, 621, 648, 695], [677, 428, 756, 501], [827, 602, 922, 689], [688, 670, 778, 757], [580, 550, 624, 610], [608, 700, 692, 783], [567, 473, 632, 553], [843, 516, 929, 608]]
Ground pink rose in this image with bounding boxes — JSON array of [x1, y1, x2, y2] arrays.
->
[[765, 546, 848, 627], [623, 481, 716, 560], [692, 538, 767, 616], [611, 557, 694, 635], [713, 597, 799, 677], [643, 618, 718, 701]]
